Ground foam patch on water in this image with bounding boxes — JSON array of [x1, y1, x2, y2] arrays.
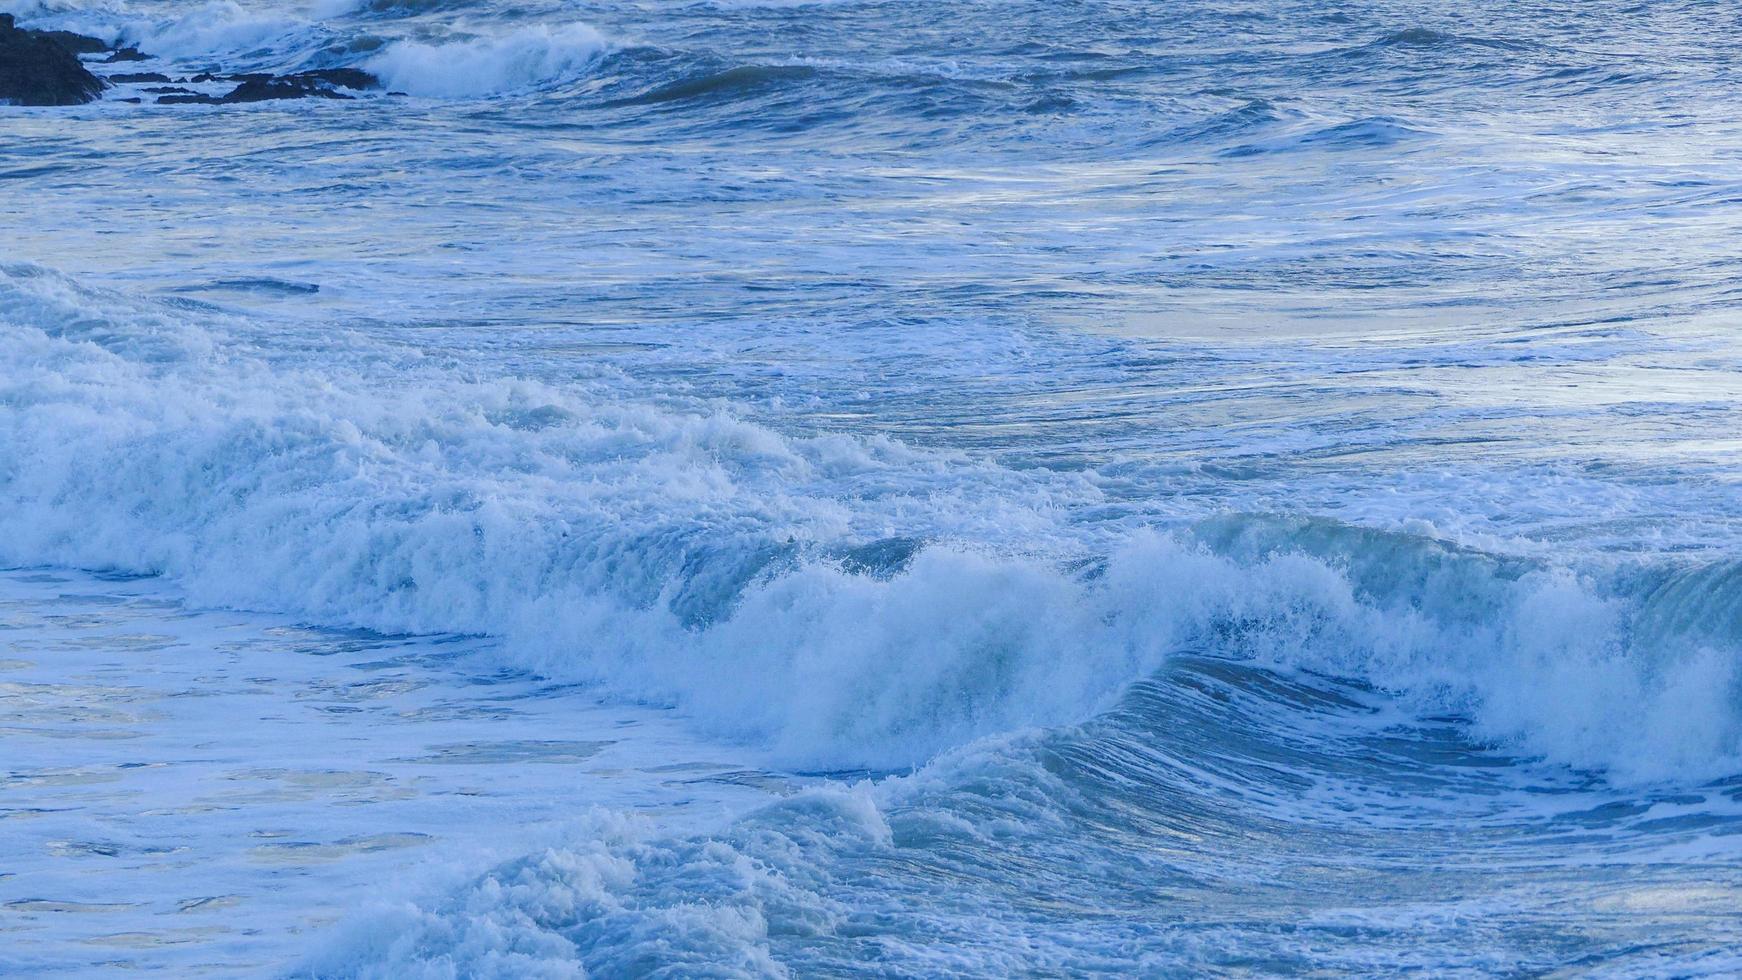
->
[[301, 795, 889, 979], [0, 568, 774, 973], [365, 23, 609, 97]]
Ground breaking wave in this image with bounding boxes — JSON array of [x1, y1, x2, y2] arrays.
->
[[365, 23, 610, 97], [3, 264, 1739, 784]]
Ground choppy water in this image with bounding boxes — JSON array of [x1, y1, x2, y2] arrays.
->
[[4, 0, 1742, 974]]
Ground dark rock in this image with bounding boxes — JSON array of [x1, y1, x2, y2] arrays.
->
[[0, 13, 106, 105], [211, 69, 381, 103], [156, 94, 221, 105], [144, 86, 195, 94], [108, 72, 172, 84], [295, 68, 378, 91], [221, 76, 354, 102], [102, 46, 149, 63], [36, 29, 110, 55], [192, 69, 377, 89]]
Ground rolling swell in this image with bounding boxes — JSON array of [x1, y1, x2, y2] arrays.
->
[[3, 265, 1739, 786], [606, 62, 820, 108]]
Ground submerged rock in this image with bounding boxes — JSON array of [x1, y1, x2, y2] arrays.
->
[[152, 70, 381, 105], [0, 14, 106, 106], [223, 76, 355, 102], [296, 68, 378, 91]]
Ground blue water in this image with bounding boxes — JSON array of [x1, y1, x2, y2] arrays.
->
[[4, 0, 1742, 974]]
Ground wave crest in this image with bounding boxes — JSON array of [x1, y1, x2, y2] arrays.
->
[[365, 23, 608, 97], [2, 266, 1739, 784]]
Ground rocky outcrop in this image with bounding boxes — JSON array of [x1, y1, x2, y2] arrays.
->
[[34, 29, 109, 56], [1, 14, 382, 108], [0, 14, 106, 105]]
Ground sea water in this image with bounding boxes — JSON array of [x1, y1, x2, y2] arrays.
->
[[3, 0, 1741, 974]]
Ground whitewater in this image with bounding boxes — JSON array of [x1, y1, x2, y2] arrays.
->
[[4, 0, 1742, 974]]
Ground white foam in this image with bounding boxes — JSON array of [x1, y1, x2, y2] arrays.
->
[[2, 265, 1738, 786], [365, 23, 608, 97], [117, 0, 309, 59]]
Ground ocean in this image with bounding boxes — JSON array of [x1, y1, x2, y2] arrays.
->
[[3, 0, 1741, 974]]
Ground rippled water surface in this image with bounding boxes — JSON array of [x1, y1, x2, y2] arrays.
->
[[4, 0, 1742, 974], [0, 570, 780, 973]]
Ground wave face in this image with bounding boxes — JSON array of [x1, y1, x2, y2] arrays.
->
[[307, 666, 1742, 977], [7, 0, 1742, 973]]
